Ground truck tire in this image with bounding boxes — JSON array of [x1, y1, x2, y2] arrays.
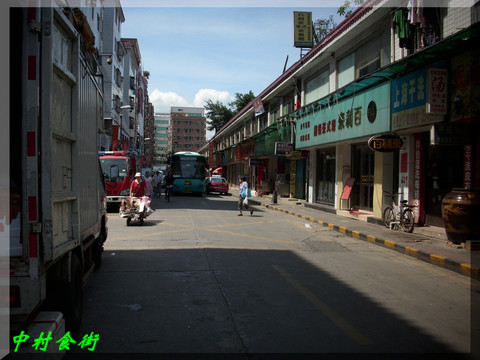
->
[[92, 236, 104, 270], [64, 254, 83, 334]]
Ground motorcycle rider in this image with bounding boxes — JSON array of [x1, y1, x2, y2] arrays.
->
[[130, 172, 146, 198]]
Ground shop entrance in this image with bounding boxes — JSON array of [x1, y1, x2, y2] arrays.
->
[[295, 158, 306, 199], [426, 144, 464, 226], [352, 143, 374, 210], [316, 148, 335, 204]]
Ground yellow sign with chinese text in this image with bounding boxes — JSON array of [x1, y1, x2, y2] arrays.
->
[[294, 12, 313, 48]]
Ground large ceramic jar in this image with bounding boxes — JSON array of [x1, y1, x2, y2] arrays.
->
[[441, 188, 480, 244]]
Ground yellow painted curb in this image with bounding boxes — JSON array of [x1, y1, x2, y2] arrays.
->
[[460, 263, 479, 277], [385, 240, 395, 248], [430, 254, 445, 265], [405, 247, 418, 255]]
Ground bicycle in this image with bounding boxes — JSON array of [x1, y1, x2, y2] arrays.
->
[[383, 191, 415, 233]]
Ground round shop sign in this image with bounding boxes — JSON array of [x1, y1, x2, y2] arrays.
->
[[367, 101, 377, 123], [368, 134, 403, 152]]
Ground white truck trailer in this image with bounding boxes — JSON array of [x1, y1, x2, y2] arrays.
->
[[8, 3, 108, 348]]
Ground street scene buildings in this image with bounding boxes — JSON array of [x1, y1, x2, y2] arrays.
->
[[6, 0, 480, 357], [170, 107, 207, 153], [200, 0, 480, 230]]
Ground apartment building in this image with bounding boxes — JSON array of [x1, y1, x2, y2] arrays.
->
[[154, 113, 171, 164], [101, 3, 126, 151], [170, 107, 206, 153], [203, 0, 480, 228], [121, 38, 141, 150]]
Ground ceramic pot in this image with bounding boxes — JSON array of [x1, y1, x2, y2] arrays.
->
[[441, 188, 480, 244]]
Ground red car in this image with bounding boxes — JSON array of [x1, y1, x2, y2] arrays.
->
[[205, 176, 229, 195]]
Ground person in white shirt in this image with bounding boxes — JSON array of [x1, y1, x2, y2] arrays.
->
[[154, 171, 164, 197]]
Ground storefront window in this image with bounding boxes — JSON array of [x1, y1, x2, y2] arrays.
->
[[305, 68, 329, 105], [316, 148, 336, 204]]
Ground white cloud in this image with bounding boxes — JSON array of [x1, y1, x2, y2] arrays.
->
[[149, 88, 233, 140], [193, 89, 234, 141], [193, 89, 234, 109], [150, 89, 190, 113]]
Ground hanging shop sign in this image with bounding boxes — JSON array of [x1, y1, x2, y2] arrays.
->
[[253, 97, 265, 117], [249, 158, 264, 167], [391, 66, 447, 131], [293, 12, 313, 48], [208, 142, 215, 168], [275, 142, 294, 155], [450, 50, 480, 122], [368, 134, 403, 152], [295, 83, 391, 149], [430, 123, 472, 145]]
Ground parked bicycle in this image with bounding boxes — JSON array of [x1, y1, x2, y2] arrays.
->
[[383, 191, 415, 233]]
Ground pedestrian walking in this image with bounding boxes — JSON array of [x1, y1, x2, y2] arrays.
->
[[144, 171, 154, 198], [154, 170, 164, 197], [238, 176, 253, 216]]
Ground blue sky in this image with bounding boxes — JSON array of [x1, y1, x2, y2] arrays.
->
[[120, 2, 345, 137]]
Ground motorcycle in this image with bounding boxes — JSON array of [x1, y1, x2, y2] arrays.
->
[[119, 196, 154, 226]]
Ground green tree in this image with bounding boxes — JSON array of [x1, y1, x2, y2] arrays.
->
[[204, 99, 234, 133], [229, 91, 256, 113], [205, 91, 256, 134], [313, 1, 366, 43], [313, 16, 338, 43], [337, 0, 365, 17]]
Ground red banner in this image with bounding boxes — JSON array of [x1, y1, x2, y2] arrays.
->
[[208, 142, 215, 168]]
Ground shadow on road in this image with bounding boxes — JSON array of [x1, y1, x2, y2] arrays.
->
[[62, 247, 470, 358]]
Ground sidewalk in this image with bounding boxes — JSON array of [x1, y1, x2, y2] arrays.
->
[[241, 192, 480, 281]]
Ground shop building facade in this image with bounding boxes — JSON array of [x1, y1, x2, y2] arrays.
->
[[202, 0, 479, 227]]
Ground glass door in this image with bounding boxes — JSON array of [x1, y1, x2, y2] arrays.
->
[[352, 144, 374, 209]]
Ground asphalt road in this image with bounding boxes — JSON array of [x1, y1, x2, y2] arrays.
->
[[68, 193, 476, 357]]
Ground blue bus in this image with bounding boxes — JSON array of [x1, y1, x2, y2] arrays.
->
[[170, 152, 207, 195]]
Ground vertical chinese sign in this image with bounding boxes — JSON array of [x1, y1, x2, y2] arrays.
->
[[208, 142, 214, 168], [293, 12, 313, 48]]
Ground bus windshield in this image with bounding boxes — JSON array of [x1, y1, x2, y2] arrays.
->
[[171, 155, 206, 179]]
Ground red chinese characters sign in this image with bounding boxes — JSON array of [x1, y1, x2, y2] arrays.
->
[[295, 83, 390, 149], [235, 140, 255, 162]]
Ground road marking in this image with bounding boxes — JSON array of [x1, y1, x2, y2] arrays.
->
[[204, 228, 297, 245], [272, 265, 373, 346]]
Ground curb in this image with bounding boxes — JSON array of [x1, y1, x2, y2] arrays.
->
[[249, 199, 480, 281]]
